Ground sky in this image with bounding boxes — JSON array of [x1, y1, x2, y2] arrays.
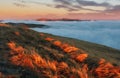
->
[[0, 0, 120, 20]]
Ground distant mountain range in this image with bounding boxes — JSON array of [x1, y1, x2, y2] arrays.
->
[[36, 18, 93, 21]]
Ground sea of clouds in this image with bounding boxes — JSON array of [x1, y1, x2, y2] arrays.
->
[[1, 20, 120, 50]]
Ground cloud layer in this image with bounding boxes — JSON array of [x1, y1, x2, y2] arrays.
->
[[53, 0, 120, 12], [14, 0, 120, 13], [13, 0, 52, 7]]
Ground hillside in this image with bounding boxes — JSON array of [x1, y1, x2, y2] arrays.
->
[[0, 23, 120, 78]]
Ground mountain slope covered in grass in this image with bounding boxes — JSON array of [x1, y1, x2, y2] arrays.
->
[[0, 23, 120, 78]]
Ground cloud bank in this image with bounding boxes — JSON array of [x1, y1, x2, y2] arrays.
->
[[53, 0, 120, 12], [14, 0, 120, 13]]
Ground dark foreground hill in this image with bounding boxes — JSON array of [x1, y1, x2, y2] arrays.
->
[[0, 23, 120, 78]]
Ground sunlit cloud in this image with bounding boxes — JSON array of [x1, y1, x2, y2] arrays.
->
[[13, 0, 53, 7], [1, 0, 120, 20], [13, 2, 27, 7], [13, 0, 120, 13], [53, 0, 111, 12]]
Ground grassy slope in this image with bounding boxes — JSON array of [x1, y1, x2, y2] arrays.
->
[[0, 23, 120, 78], [5, 23, 120, 65], [44, 32, 120, 66]]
